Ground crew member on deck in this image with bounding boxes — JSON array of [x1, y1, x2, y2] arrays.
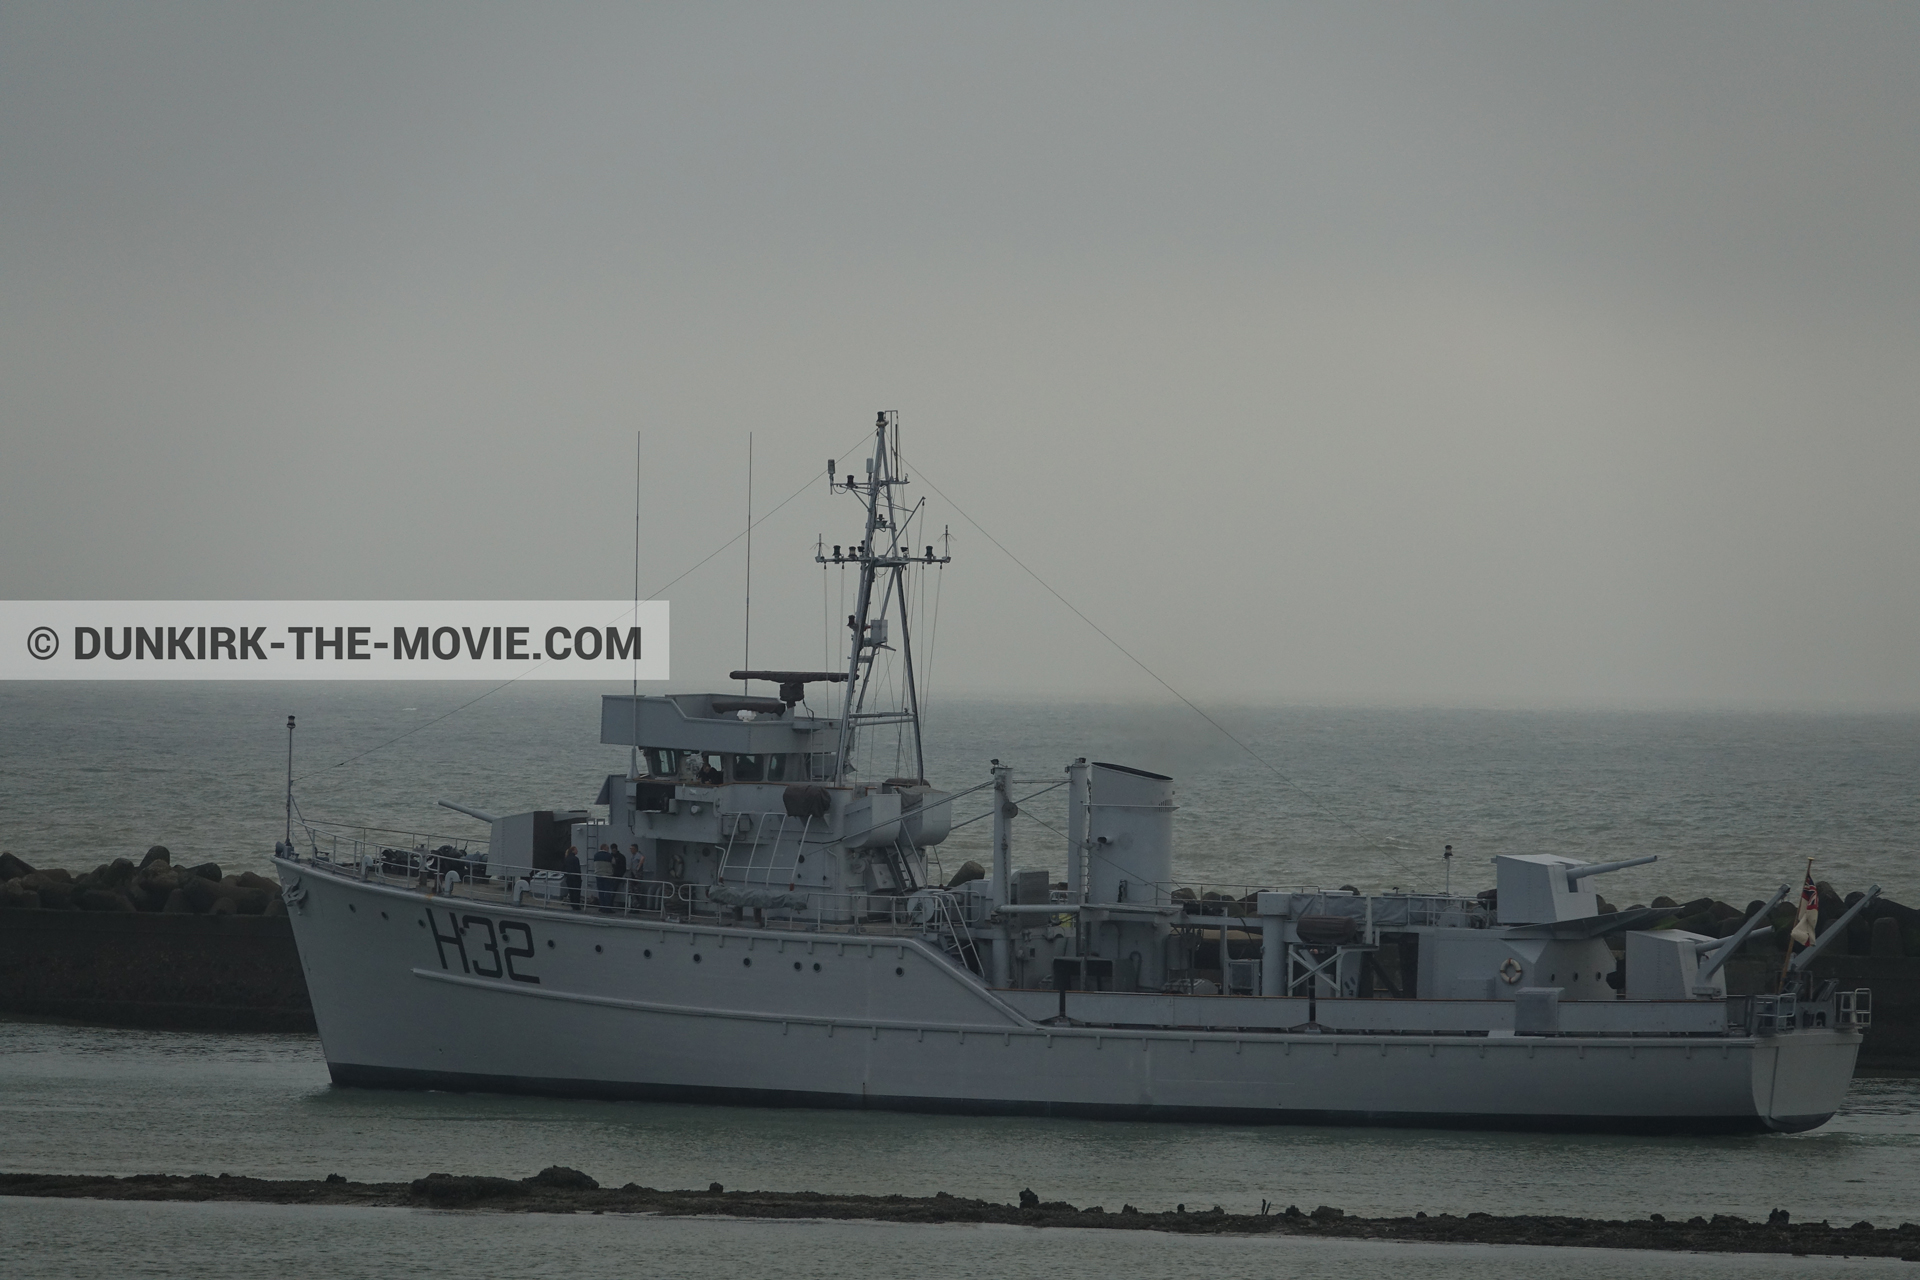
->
[[562, 845, 582, 911], [592, 844, 615, 911], [608, 843, 628, 912]]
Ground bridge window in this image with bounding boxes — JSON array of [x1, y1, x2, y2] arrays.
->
[[729, 753, 792, 783], [651, 748, 721, 784]]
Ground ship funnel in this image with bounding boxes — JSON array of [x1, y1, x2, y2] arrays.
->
[[1085, 762, 1174, 906]]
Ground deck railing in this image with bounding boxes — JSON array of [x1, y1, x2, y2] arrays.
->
[[290, 823, 1489, 935], [293, 821, 958, 936]]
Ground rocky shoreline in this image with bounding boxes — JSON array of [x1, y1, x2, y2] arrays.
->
[[2, 1167, 1916, 1258], [0, 847, 284, 917]]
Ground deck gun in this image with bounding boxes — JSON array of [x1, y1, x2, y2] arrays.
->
[[1694, 883, 1792, 982], [1564, 854, 1659, 888], [1496, 853, 1660, 926]]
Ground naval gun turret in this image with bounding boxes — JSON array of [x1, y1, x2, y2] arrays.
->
[[1493, 853, 1658, 925]]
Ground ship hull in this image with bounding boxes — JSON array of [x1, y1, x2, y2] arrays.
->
[[279, 859, 1859, 1135]]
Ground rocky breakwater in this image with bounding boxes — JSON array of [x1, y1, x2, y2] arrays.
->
[[4, 1169, 1919, 1260], [1599, 881, 1920, 1075], [0, 847, 312, 1031]]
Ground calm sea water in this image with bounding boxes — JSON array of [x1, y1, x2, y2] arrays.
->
[[13, 1197, 1918, 1280], [2, 1020, 1919, 1278], [4, 686, 1919, 1276], [9, 1197, 1919, 1280], [0, 683, 1913, 907]]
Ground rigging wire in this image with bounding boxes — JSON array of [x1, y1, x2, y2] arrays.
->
[[641, 429, 648, 771], [914, 564, 927, 735], [911, 466, 1417, 878], [742, 431, 752, 694], [644, 427, 870, 604], [947, 781, 1066, 833], [912, 514, 929, 736], [923, 525, 947, 723], [1020, 811, 1067, 841], [306, 429, 873, 783], [889, 573, 908, 777]]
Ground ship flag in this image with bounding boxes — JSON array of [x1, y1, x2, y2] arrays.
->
[[1790, 863, 1820, 948], [1777, 858, 1819, 993]]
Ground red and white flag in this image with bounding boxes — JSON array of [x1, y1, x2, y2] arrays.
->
[[1790, 865, 1819, 948]]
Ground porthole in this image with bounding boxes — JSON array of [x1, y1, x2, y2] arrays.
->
[[793, 961, 801, 970], [348, 904, 356, 913], [644, 949, 653, 959], [895, 967, 904, 976], [417, 919, 425, 928], [694, 954, 703, 963], [594, 944, 603, 953], [742, 958, 752, 967], [812, 962, 821, 972], [380, 911, 388, 920], [547, 940, 556, 949]]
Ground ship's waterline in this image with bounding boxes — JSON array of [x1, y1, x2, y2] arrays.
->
[[5, 1019, 1918, 1224]]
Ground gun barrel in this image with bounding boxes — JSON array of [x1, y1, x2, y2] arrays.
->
[[1696, 883, 1792, 981], [437, 800, 499, 825], [1566, 854, 1659, 886]]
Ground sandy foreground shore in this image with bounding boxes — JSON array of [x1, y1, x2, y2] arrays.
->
[[4, 1168, 1916, 1259]]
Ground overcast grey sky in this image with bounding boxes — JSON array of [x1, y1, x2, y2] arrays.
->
[[2, 2, 1916, 707]]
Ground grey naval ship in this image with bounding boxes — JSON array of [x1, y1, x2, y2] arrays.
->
[[275, 412, 1874, 1133]]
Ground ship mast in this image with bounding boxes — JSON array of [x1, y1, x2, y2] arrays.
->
[[819, 411, 948, 784]]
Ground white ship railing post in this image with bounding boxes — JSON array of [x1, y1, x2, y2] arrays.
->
[[989, 760, 1014, 986]]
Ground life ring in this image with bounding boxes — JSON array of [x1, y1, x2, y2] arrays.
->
[[1499, 957, 1524, 984]]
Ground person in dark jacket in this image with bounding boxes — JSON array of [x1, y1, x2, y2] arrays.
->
[[609, 845, 628, 912], [562, 845, 583, 911], [591, 843, 615, 911]]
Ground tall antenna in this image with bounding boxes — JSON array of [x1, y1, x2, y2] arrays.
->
[[630, 430, 641, 777], [284, 714, 296, 847], [743, 431, 753, 694]]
